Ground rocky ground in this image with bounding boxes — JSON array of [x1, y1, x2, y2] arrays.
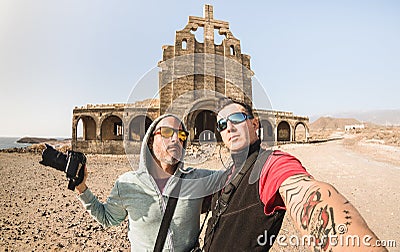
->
[[0, 153, 133, 251], [1, 129, 399, 251]]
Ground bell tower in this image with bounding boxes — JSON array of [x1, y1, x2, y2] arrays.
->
[[158, 4, 254, 116]]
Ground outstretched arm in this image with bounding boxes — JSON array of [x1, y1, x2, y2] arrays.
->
[[76, 166, 127, 227], [279, 174, 387, 251]]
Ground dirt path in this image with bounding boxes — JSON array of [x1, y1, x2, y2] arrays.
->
[[279, 140, 400, 247]]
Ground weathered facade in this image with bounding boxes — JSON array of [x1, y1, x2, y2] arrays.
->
[[72, 101, 159, 154], [72, 5, 309, 154]]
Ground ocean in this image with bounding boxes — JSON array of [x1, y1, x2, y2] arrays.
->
[[0, 137, 32, 150]]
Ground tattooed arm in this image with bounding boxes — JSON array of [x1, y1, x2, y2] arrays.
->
[[279, 174, 387, 251]]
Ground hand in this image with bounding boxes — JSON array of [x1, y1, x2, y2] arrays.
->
[[75, 165, 88, 194]]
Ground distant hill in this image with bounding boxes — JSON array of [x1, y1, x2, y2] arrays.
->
[[310, 109, 400, 126], [310, 117, 361, 131], [17, 137, 57, 144], [339, 109, 400, 126]]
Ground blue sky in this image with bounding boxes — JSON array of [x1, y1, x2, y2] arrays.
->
[[0, 0, 399, 137]]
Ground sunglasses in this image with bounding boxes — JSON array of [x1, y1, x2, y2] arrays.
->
[[217, 112, 254, 132], [153, 127, 189, 142]]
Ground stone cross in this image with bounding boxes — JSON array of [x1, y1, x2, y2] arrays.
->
[[188, 4, 229, 44]]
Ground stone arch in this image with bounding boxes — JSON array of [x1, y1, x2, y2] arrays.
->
[[294, 122, 307, 142], [186, 110, 219, 142], [260, 119, 274, 142], [75, 115, 96, 141], [196, 110, 218, 142], [101, 115, 123, 141], [277, 121, 291, 142], [183, 97, 221, 142], [128, 115, 153, 141]]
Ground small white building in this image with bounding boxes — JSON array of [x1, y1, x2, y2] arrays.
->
[[345, 124, 365, 131]]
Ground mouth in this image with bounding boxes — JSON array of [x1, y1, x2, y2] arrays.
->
[[229, 135, 240, 142], [167, 145, 181, 152], [167, 146, 182, 161]]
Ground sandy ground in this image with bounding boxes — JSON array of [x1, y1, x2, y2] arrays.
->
[[276, 138, 400, 251], [1, 137, 399, 251]]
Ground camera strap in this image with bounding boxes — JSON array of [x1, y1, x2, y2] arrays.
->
[[203, 149, 273, 249], [153, 172, 185, 252]]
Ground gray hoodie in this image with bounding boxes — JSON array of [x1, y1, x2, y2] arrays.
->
[[78, 114, 225, 252]]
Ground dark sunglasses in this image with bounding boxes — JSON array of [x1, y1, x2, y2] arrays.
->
[[217, 112, 254, 132], [153, 127, 189, 142]]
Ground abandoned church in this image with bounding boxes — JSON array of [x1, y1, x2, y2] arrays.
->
[[71, 5, 309, 154]]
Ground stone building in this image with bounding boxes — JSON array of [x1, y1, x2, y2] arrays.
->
[[72, 5, 309, 154]]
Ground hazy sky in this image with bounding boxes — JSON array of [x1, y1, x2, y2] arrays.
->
[[1, 0, 399, 137]]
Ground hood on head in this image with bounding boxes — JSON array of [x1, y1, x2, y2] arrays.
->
[[137, 114, 188, 173]]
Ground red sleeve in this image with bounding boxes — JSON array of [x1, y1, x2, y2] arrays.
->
[[258, 150, 310, 216]]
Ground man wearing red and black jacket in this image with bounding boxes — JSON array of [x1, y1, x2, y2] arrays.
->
[[203, 98, 386, 252]]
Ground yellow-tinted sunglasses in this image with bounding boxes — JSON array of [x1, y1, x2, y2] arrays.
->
[[153, 127, 189, 142]]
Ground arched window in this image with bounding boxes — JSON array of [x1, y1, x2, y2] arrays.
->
[[230, 45, 235, 55], [182, 39, 187, 50], [214, 29, 225, 45], [190, 27, 204, 43]]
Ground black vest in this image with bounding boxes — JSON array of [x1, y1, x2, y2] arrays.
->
[[204, 150, 285, 251]]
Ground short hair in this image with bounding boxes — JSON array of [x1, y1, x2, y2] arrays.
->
[[217, 97, 255, 117]]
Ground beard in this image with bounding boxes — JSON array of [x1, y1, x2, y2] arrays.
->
[[153, 144, 183, 166]]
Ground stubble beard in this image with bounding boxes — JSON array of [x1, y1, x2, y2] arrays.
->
[[155, 147, 182, 166]]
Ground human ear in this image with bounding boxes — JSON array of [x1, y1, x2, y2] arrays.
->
[[252, 117, 260, 131]]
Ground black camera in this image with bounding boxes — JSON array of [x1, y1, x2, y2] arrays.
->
[[39, 144, 86, 190]]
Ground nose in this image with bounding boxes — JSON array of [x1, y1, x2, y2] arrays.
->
[[226, 120, 236, 132], [170, 131, 179, 142]]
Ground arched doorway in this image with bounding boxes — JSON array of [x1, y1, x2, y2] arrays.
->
[[294, 123, 307, 142], [76, 116, 96, 141], [101, 115, 123, 140], [129, 115, 152, 141], [260, 120, 274, 142], [277, 121, 291, 142], [192, 110, 219, 142]]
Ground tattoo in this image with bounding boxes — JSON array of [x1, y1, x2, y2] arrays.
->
[[295, 187, 337, 251], [281, 174, 313, 186], [286, 185, 303, 203], [293, 185, 314, 220], [301, 189, 322, 229], [280, 175, 316, 220], [344, 210, 352, 226], [309, 205, 336, 251], [281, 176, 356, 251], [329, 207, 336, 235]]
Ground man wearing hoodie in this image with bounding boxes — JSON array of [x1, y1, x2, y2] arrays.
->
[[75, 114, 222, 252]]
